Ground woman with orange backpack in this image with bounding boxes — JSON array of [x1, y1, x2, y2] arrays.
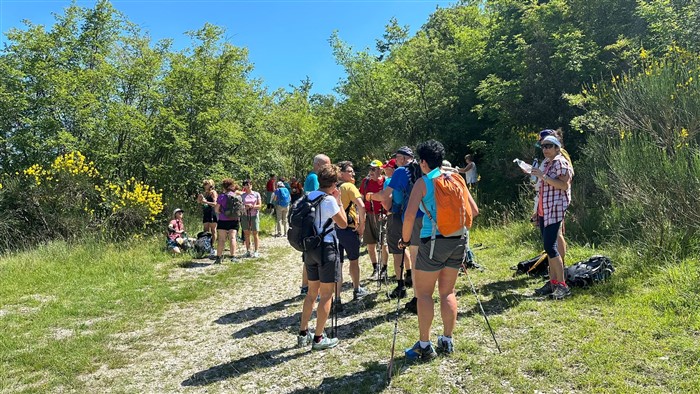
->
[[400, 140, 479, 361]]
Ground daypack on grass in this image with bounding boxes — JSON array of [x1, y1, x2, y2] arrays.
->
[[512, 252, 549, 277], [565, 255, 615, 287], [193, 231, 213, 258], [422, 170, 473, 237], [287, 194, 334, 252], [223, 192, 244, 218]]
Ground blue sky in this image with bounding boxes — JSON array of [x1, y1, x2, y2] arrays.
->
[[0, 0, 451, 95]]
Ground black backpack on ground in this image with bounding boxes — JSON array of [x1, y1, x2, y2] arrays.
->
[[193, 231, 213, 258], [287, 194, 334, 252], [511, 252, 549, 277], [565, 255, 615, 287]]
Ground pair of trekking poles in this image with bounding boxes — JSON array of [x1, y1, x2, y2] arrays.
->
[[386, 246, 501, 383]]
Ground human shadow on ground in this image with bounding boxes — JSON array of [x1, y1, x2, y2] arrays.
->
[[178, 261, 212, 269], [215, 296, 300, 326], [456, 276, 533, 318], [181, 346, 303, 387], [287, 361, 390, 394]]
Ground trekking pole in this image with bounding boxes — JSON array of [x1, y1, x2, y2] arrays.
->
[[460, 259, 502, 354], [387, 249, 405, 383]]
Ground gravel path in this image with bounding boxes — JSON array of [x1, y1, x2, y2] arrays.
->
[[80, 235, 410, 393]]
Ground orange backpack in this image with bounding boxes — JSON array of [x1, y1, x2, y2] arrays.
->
[[423, 171, 472, 236]]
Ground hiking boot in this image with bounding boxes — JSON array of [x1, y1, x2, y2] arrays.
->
[[300, 286, 309, 296], [379, 265, 388, 281], [404, 297, 417, 314], [244, 251, 252, 258], [213, 256, 223, 265], [437, 336, 454, 355], [230, 255, 241, 262], [370, 265, 380, 281], [297, 331, 313, 348], [404, 270, 413, 288], [550, 283, 572, 300], [312, 333, 339, 351], [464, 260, 483, 270], [353, 286, 369, 300], [389, 286, 406, 299], [533, 281, 554, 297], [404, 341, 437, 361]]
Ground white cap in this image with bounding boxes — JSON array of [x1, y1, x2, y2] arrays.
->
[[541, 135, 561, 147]]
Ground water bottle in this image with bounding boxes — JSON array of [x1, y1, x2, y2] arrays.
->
[[530, 158, 539, 183], [513, 158, 532, 173]]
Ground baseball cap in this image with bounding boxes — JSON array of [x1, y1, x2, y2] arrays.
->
[[396, 146, 414, 157], [541, 135, 562, 147], [382, 158, 398, 169], [173, 208, 184, 215], [369, 159, 383, 168], [276, 181, 284, 187]]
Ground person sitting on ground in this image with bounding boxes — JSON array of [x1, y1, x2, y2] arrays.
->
[[197, 179, 218, 248], [400, 139, 479, 360], [167, 208, 193, 254], [359, 159, 389, 281], [214, 179, 241, 264], [241, 180, 262, 258], [297, 164, 348, 351], [336, 161, 369, 306], [530, 135, 574, 299], [272, 181, 291, 237]]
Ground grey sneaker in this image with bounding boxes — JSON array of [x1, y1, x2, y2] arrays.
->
[[533, 281, 554, 296], [230, 255, 241, 262], [404, 341, 437, 361], [244, 251, 252, 258], [297, 331, 313, 348], [252, 251, 260, 258], [312, 333, 339, 350], [437, 335, 454, 354], [550, 283, 572, 300], [353, 286, 369, 300]]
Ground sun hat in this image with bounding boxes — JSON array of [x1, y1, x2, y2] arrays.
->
[[541, 135, 562, 148]]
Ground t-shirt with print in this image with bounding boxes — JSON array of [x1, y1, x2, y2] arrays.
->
[[304, 172, 319, 194], [359, 177, 384, 214], [308, 190, 340, 243], [339, 182, 361, 228], [242, 191, 261, 216]]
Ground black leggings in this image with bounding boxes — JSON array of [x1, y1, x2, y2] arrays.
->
[[539, 216, 561, 258]]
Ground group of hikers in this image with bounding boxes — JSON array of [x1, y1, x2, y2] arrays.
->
[[167, 130, 574, 360]]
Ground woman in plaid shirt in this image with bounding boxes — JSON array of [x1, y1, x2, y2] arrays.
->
[[530, 135, 574, 300]]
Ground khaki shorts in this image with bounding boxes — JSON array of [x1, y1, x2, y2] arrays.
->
[[363, 214, 387, 245]]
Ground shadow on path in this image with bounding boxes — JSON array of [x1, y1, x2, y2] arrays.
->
[[215, 296, 300, 325], [181, 346, 303, 387], [287, 361, 389, 394]]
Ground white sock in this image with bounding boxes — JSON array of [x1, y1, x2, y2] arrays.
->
[[420, 340, 431, 348]]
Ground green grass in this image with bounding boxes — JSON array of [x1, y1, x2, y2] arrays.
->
[[1, 222, 698, 393]]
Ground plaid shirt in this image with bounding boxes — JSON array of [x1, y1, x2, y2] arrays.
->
[[539, 154, 573, 226]]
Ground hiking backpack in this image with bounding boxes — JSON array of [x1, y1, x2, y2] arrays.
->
[[287, 194, 334, 252], [223, 192, 244, 218], [193, 231, 213, 258], [565, 255, 615, 287], [512, 252, 549, 277]]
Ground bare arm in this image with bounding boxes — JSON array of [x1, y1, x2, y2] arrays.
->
[[331, 189, 347, 229], [353, 196, 366, 235]]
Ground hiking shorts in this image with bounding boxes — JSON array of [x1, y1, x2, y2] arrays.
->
[[538, 216, 561, 258], [387, 215, 422, 255], [416, 235, 468, 272], [363, 214, 386, 245], [305, 242, 341, 283], [202, 207, 217, 223], [217, 219, 239, 232], [241, 215, 260, 232], [336, 227, 361, 261]]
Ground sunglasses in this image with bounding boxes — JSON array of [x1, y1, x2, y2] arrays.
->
[[541, 144, 556, 149]]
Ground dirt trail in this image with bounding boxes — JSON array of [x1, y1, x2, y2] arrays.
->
[[79, 236, 407, 393]]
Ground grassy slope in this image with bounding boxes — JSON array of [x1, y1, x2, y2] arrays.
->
[[0, 220, 698, 393]]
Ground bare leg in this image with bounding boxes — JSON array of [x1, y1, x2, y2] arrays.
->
[[413, 269, 439, 342], [437, 268, 459, 337]]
